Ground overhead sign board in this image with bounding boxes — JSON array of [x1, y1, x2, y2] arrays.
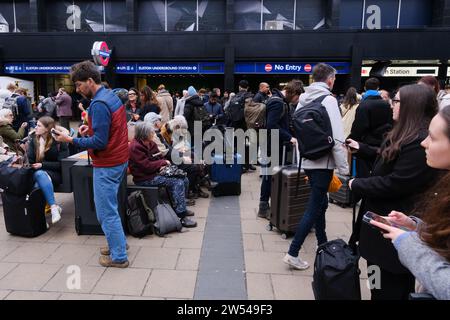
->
[[115, 62, 224, 74], [361, 66, 439, 77], [4, 63, 73, 74], [235, 62, 350, 74]]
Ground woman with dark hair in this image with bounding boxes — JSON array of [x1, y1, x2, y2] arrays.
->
[[340, 87, 360, 138], [140, 86, 160, 119], [27, 116, 69, 224], [418, 76, 440, 96], [370, 106, 450, 299], [346, 84, 441, 300], [125, 87, 142, 122]]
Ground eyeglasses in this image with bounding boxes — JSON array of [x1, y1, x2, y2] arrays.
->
[[128, 93, 136, 96], [391, 99, 400, 104]]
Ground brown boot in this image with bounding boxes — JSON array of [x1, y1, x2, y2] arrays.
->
[[100, 244, 130, 256], [99, 255, 129, 268]]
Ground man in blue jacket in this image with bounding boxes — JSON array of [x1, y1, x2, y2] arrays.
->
[[258, 80, 303, 218], [204, 92, 224, 122]]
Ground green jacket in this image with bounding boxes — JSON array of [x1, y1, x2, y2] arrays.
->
[[0, 123, 25, 152]]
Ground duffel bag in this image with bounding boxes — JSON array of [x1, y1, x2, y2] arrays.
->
[[0, 159, 34, 196]]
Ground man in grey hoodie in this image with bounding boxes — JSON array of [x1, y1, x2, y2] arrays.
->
[[283, 63, 348, 270]]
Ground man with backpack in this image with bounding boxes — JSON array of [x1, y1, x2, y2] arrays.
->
[[257, 80, 303, 218], [283, 63, 348, 270], [183, 86, 211, 148], [227, 80, 255, 172]]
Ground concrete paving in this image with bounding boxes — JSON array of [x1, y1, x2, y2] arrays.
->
[[0, 170, 370, 300]]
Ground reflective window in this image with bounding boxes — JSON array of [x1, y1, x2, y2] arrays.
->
[[363, 0, 399, 29], [263, 0, 295, 31], [234, 0, 262, 31], [339, 0, 364, 29], [0, 1, 31, 33], [167, 0, 197, 32], [399, 0, 431, 28], [76, 1, 104, 32], [0, 2, 14, 33], [138, 1, 166, 32], [45, 1, 103, 32], [105, 1, 127, 32], [198, 0, 225, 31], [296, 0, 326, 30]]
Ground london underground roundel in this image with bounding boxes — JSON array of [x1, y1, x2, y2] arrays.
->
[[91, 41, 111, 67], [304, 64, 312, 73], [265, 64, 273, 72]]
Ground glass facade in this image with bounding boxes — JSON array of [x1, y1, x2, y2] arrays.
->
[[0, 1, 31, 33], [0, 0, 442, 33]]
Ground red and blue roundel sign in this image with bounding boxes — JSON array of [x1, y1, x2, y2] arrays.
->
[[304, 64, 312, 72], [265, 64, 273, 72], [91, 41, 111, 67]]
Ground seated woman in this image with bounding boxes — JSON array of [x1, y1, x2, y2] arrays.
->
[[128, 121, 197, 228], [163, 115, 209, 199], [0, 109, 28, 153], [369, 105, 450, 300], [27, 116, 69, 224]]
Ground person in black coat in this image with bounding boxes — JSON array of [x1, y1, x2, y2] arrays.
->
[[258, 80, 303, 218], [348, 78, 393, 179], [27, 116, 69, 224], [183, 88, 210, 148], [347, 84, 440, 300], [140, 86, 160, 119]]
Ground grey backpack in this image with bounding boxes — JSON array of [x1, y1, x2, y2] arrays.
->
[[153, 200, 182, 237], [2, 94, 19, 117]]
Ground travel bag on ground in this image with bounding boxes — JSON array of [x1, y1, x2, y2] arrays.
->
[[312, 239, 361, 300], [210, 153, 242, 197], [1, 188, 47, 237], [126, 190, 155, 238], [268, 144, 311, 238], [0, 157, 34, 196], [152, 199, 182, 237], [72, 161, 127, 235]]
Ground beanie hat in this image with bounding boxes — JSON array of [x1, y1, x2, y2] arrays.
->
[[187, 86, 197, 97], [144, 112, 162, 125]]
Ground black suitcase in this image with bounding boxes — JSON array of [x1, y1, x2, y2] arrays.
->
[[329, 173, 353, 208], [1, 188, 47, 237], [72, 161, 127, 235], [268, 165, 311, 239]]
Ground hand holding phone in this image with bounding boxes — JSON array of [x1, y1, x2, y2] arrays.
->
[[363, 211, 410, 233], [51, 128, 60, 136]]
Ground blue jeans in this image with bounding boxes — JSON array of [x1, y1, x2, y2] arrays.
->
[[33, 170, 56, 206], [93, 163, 128, 263], [136, 176, 189, 217], [288, 169, 333, 257]]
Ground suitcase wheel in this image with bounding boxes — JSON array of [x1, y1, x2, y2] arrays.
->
[[266, 224, 273, 232], [281, 233, 288, 240]]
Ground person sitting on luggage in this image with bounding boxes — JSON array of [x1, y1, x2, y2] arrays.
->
[[347, 84, 441, 300], [128, 121, 197, 228], [0, 109, 28, 153], [27, 116, 69, 224], [367, 105, 450, 300]]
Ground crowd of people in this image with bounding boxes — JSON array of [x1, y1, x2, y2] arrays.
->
[[0, 61, 449, 299]]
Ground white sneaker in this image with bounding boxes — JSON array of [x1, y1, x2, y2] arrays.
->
[[283, 253, 309, 270], [51, 205, 62, 224]]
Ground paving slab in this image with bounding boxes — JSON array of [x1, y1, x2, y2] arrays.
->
[[0, 263, 62, 291]]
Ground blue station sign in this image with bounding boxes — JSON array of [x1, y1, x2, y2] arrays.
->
[[235, 62, 351, 74], [116, 62, 224, 74], [4, 63, 73, 74]]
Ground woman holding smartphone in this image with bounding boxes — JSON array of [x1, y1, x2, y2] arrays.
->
[[346, 84, 440, 300], [369, 106, 450, 300]]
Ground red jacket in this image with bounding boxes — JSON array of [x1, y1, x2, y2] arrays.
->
[[129, 138, 167, 183]]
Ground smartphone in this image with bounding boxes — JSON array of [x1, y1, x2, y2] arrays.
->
[[51, 128, 60, 136], [363, 211, 409, 232]]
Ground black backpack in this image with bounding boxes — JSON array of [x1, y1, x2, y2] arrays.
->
[[126, 191, 154, 238], [193, 105, 211, 130], [312, 239, 361, 300], [292, 95, 335, 160], [226, 93, 247, 123]]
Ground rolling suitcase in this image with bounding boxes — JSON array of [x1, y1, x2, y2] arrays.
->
[[1, 188, 47, 237], [329, 173, 352, 208], [210, 153, 242, 197], [72, 161, 127, 235], [268, 146, 311, 239]]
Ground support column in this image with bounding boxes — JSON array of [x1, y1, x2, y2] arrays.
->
[[350, 44, 363, 91]]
